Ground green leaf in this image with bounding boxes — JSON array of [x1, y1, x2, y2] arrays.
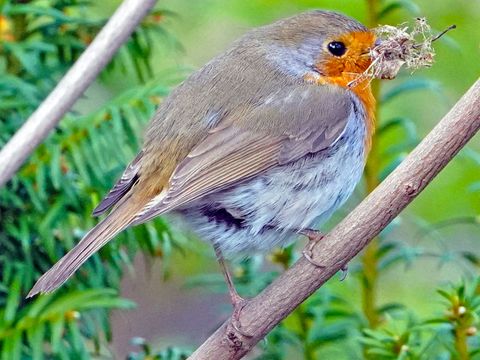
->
[[0, 75, 41, 104], [50, 316, 66, 353], [3, 43, 41, 76], [461, 148, 480, 165], [24, 179, 45, 211], [38, 198, 66, 237], [378, 303, 406, 314], [4, 273, 21, 325], [309, 322, 349, 344], [27, 321, 46, 360], [66, 320, 84, 356], [379, 153, 407, 180], [1, 330, 22, 360], [381, 78, 443, 103], [41, 289, 132, 320], [378, 0, 421, 19], [461, 251, 480, 266], [437, 289, 453, 301], [7, 4, 91, 24], [69, 144, 91, 185], [378, 117, 418, 141], [50, 146, 63, 190], [35, 163, 48, 201]]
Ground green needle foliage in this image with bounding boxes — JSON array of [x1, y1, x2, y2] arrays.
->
[[360, 281, 480, 359], [127, 337, 190, 360], [0, 0, 184, 358]]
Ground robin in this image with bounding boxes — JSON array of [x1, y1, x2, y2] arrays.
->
[[28, 10, 376, 318]]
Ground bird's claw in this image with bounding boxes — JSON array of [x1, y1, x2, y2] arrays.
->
[[300, 229, 326, 268], [300, 229, 349, 281], [230, 295, 253, 338], [302, 247, 325, 268], [339, 264, 349, 281]]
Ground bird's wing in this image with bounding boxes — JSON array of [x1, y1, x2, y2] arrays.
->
[[132, 84, 354, 224], [92, 151, 144, 216]]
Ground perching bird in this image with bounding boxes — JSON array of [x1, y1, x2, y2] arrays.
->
[[28, 10, 376, 316]]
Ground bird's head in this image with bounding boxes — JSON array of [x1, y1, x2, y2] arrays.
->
[[253, 10, 376, 88]]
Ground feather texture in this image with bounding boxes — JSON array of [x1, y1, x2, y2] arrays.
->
[[92, 151, 144, 216], [132, 85, 352, 224]]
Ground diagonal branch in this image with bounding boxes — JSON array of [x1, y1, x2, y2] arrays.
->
[[189, 78, 480, 359], [0, 0, 157, 188]]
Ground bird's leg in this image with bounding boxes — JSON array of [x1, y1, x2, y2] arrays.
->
[[299, 228, 326, 268], [214, 247, 244, 308], [214, 247, 252, 337]]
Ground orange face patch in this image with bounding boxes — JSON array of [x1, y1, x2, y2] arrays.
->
[[312, 31, 377, 155], [316, 31, 376, 81]]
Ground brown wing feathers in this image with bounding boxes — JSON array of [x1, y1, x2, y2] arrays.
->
[[132, 85, 352, 224], [131, 130, 285, 224], [92, 151, 144, 216]]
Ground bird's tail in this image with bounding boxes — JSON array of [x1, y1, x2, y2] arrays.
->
[[27, 198, 142, 297]]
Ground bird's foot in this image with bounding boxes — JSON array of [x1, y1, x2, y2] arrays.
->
[[230, 293, 253, 338], [300, 229, 326, 268], [214, 247, 253, 337], [300, 230, 349, 280]]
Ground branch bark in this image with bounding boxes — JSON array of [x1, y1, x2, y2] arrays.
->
[[0, 0, 157, 188], [190, 78, 480, 359]]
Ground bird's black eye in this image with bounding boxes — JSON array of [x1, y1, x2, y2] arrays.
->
[[327, 41, 346, 57]]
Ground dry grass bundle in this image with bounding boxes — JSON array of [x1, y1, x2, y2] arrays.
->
[[349, 18, 455, 87]]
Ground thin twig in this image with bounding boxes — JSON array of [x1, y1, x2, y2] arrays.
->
[[0, 0, 157, 187], [430, 24, 457, 43]]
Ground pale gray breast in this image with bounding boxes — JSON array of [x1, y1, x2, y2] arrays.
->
[[212, 94, 367, 234], [179, 94, 367, 256]]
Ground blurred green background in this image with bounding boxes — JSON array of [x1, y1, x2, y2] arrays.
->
[[1, 0, 480, 359]]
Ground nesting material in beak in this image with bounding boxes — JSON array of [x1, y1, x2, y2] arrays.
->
[[348, 18, 456, 87]]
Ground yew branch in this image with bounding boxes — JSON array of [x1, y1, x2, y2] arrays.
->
[[190, 78, 480, 359], [0, 0, 157, 187]]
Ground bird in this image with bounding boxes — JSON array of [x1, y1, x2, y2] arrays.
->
[[28, 10, 376, 321]]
